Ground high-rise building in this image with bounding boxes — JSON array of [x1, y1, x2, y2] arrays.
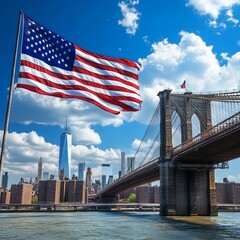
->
[[2, 172, 8, 189], [38, 157, 43, 181], [10, 183, 32, 204], [121, 152, 126, 177], [65, 180, 86, 203], [59, 125, 72, 179], [43, 172, 50, 180], [38, 180, 61, 204], [101, 164, 113, 189], [127, 157, 135, 173], [78, 162, 86, 181], [86, 167, 92, 193]]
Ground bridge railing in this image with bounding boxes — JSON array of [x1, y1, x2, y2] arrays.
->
[[173, 112, 240, 154]]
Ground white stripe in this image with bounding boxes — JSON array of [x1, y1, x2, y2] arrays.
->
[[19, 64, 141, 101], [18, 78, 141, 110], [21, 54, 140, 91], [75, 48, 139, 75], [74, 58, 139, 87]]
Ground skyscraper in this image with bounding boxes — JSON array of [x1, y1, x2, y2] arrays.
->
[[86, 167, 92, 193], [101, 164, 113, 189], [121, 152, 126, 177], [38, 157, 43, 181], [59, 124, 72, 179], [78, 162, 86, 181], [43, 172, 50, 180], [2, 172, 8, 189]]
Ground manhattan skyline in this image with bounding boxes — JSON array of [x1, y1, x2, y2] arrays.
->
[[1, 1, 240, 185]]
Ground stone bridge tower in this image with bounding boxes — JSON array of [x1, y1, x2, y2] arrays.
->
[[158, 89, 217, 216]]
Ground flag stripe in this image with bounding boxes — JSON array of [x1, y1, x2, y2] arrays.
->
[[17, 78, 140, 112], [75, 45, 141, 71], [17, 83, 121, 114], [19, 70, 142, 105], [75, 46, 140, 76], [20, 57, 141, 97]]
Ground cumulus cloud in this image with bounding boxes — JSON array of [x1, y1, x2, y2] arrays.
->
[[0, 130, 122, 185], [118, 1, 140, 35], [187, 0, 240, 19], [136, 31, 240, 125], [11, 88, 126, 145]]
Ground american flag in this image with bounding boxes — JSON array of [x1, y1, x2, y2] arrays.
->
[[17, 15, 142, 115]]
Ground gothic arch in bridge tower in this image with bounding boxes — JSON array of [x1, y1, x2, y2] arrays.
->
[[191, 113, 201, 138]]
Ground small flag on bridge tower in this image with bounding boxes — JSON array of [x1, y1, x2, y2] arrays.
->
[[181, 80, 186, 89]]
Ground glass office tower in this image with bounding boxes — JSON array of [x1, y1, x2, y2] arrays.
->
[[59, 127, 72, 179], [78, 162, 86, 181], [101, 164, 113, 189]]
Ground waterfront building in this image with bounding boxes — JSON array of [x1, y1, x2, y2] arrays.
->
[[10, 183, 32, 204], [0, 190, 11, 204], [78, 162, 86, 181], [65, 180, 86, 203], [2, 172, 8, 189], [38, 157, 43, 181], [121, 152, 126, 177], [136, 185, 160, 203], [58, 125, 72, 179], [60, 180, 66, 202], [86, 167, 92, 193], [38, 180, 60, 204], [127, 157, 135, 173], [101, 164, 113, 189], [216, 178, 240, 204], [43, 172, 49, 180]]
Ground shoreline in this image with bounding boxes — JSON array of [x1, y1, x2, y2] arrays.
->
[[0, 203, 240, 213]]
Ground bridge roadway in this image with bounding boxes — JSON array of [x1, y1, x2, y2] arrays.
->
[[172, 112, 240, 165], [99, 113, 240, 199]]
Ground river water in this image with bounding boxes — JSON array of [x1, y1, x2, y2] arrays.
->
[[0, 211, 239, 240]]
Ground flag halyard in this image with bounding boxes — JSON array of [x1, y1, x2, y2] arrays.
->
[[17, 15, 142, 115]]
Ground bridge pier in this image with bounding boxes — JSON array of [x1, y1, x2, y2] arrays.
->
[[158, 89, 218, 216], [160, 160, 218, 216]]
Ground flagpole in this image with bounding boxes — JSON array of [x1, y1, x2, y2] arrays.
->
[[0, 11, 23, 187]]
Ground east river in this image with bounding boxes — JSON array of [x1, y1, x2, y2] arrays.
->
[[0, 211, 239, 239]]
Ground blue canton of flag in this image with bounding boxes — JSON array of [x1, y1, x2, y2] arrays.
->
[[22, 16, 75, 71]]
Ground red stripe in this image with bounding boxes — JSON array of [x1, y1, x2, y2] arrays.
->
[[75, 54, 139, 80], [21, 60, 140, 92], [75, 45, 141, 71], [17, 83, 121, 115], [19, 72, 142, 106]]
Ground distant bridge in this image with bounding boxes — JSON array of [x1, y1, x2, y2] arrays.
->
[[98, 90, 240, 216]]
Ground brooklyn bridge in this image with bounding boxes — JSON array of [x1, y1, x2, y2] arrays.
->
[[96, 89, 240, 216]]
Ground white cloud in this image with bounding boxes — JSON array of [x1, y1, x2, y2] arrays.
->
[[11, 89, 126, 145], [187, 0, 240, 19], [0, 130, 122, 186], [226, 9, 239, 25], [118, 1, 140, 35], [135, 31, 240, 125]]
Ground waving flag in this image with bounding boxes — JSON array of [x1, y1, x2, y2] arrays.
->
[[181, 80, 186, 89], [17, 15, 142, 115]]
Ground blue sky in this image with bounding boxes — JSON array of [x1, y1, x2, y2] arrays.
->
[[1, 0, 240, 186]]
